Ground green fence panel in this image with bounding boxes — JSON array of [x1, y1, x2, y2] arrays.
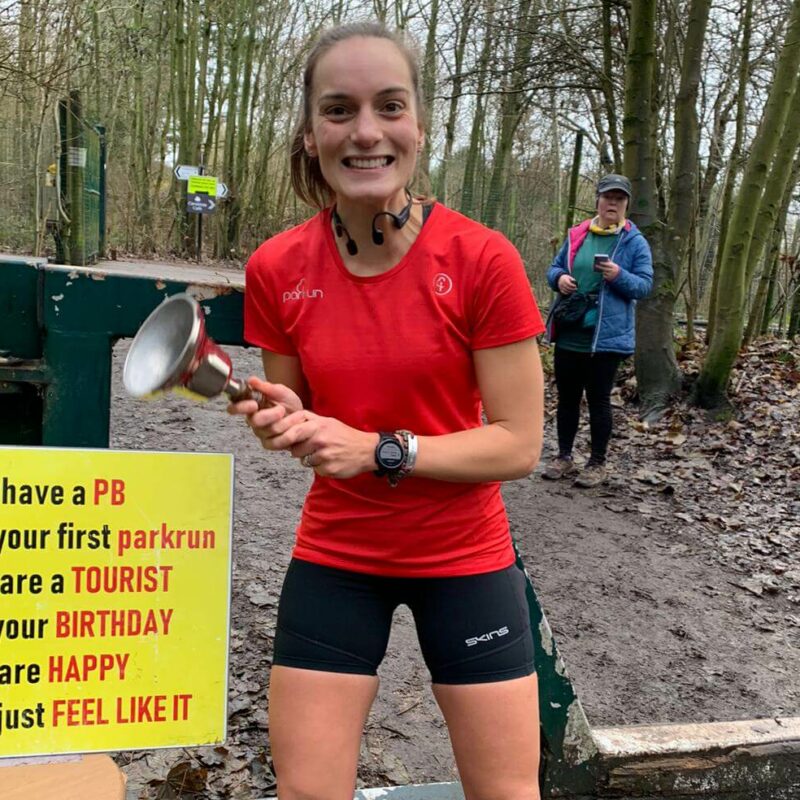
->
[[58, 96, 105, 265]]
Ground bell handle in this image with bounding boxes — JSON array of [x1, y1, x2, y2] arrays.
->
[[225, 378, 273, 408]]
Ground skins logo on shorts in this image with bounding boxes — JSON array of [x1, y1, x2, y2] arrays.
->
[[283, 278, 324, 303], [465, 626, 509, 647], [433, 273, 453, 296]]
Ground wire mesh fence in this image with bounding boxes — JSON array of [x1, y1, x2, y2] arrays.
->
[[0, 95, 105, 264], [56, 95, 106, 265]]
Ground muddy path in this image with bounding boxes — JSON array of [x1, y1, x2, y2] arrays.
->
[[109, 343, 800, 798]]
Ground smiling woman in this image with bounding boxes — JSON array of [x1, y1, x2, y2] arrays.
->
[[228, 20, 547, 800], [289, 25, 427, 214], [303, 39, 422, 213], [287, 28, 428, 271]]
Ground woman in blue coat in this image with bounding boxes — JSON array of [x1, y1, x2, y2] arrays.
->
[[543, 174, 653, 487]]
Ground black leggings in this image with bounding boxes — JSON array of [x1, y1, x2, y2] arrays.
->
[[553, 348, 625, 464]]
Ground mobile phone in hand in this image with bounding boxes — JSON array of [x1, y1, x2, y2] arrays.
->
[[593, 254, 609, 273]]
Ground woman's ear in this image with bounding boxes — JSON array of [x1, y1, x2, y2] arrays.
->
[[304, 131, 317, 158]]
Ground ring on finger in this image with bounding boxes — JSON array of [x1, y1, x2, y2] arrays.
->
[[301, 453, 314, 468]]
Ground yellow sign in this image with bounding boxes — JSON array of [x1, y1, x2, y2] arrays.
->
[[0, 447, 233, 758], [187, 175, 217, 195]]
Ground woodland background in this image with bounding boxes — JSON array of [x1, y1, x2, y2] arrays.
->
[[2, 3, 800, 796], [1, 0, 800, 413]]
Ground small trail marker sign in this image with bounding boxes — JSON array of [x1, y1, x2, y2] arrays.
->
[[187, 193, 216, 214], [174, 164, 200, 181], [187, 176, 218, 196]]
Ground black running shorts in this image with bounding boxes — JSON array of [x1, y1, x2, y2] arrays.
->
[[272, 559, 535, 684]]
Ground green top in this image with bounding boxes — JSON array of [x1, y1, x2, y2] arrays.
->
[[556, 231, 620, 352]]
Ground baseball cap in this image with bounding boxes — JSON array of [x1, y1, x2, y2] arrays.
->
[[596, 174, 632, 198]]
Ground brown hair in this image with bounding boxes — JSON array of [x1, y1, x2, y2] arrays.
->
[[289, 22, 430, 209]]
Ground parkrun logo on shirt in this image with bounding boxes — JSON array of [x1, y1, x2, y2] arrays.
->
[[433, 273, 453, 296], [282, 278, 324, 303]]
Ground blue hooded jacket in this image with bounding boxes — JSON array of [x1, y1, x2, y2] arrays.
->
[[546, 218, 653, 354]]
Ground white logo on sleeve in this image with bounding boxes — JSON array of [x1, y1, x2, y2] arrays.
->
[[433, 273, 453, 296], [282, 278, 324, 303]]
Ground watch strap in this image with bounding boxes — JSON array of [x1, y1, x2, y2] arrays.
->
[[374, 432, 406, 484], [395, 430, 417, 477]]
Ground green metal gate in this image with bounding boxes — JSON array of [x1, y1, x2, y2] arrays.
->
[[57, 91, 106, 265]]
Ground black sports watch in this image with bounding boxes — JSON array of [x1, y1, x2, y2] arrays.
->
[[374, 432, 406, 485]]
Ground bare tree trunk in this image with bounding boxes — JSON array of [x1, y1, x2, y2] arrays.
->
[[203, 19, 225, 163], [683, 219, 698, 343], [17, 0, 36, 249], [173, 0, 196, 255], [745, 155, 800, 341], [600, 0, 622, 171], [741, 87, 800, 294], [706, 0, 752, 344], [759, 253, 781, 337], [483, 0, 536, 229], [788, 261, 800, 337], [694, 0, 800, 409], [437, 2, 473, 204], [223, 0, 258, 259], [639, 0, 710, 417], [623, 0, 673, 419], [551, 91, 562, 235], [420, 0, 439, 177], [460, 0, 495, 219], [622, 0, 658, 225], [694, 14, 740, 325]]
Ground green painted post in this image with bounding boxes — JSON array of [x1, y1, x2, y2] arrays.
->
[[0, 257, 43, 359], [42, 331, 113, 447], [56, 101, 68, 265], [97, 124, 107, 258], [513, 545, 600, 796], [0, 257, 47, 445], [67, 90, 86, 266]]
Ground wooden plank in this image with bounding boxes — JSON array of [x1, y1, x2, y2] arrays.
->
[[0, 755, 126, 799], [42, 259, 244, 288], [593, 717, 800, 756], [355, 783, 465, 799], [593, 718, 800, 799]]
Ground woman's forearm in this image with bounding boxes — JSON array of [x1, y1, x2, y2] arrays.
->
[[364, 422, 542, 484]]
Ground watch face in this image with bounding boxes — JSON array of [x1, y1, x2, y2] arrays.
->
[[377, 438, 404, 469]]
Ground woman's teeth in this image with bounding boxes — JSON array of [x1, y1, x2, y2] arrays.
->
[[346, 157, 390, 169]]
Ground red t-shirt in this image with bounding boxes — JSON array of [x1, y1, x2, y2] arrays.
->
[[244, 204, 545, 577]]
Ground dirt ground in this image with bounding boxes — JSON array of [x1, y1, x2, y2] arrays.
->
[[109, 342, 800, 799]]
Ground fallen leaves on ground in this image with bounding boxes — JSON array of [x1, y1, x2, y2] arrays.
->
[[550, 337, 800, 608]]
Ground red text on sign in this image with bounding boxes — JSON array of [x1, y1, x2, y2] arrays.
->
[[52, 697, 110, 727], [71, 565, 172, 593], [93, 479, 125, 506], [48, 653, 129, 682]]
